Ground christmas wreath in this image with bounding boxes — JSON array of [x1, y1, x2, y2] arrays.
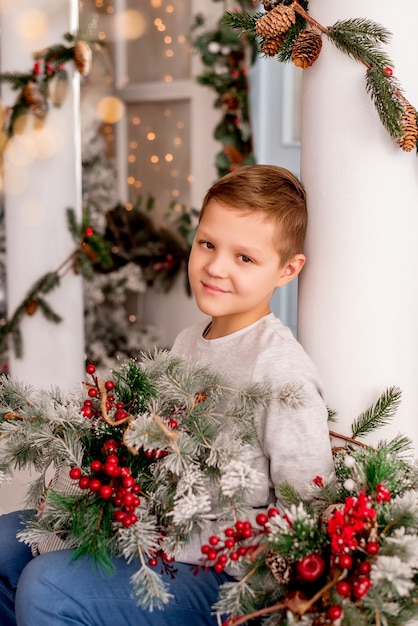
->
[[1, 355, 418, 625]]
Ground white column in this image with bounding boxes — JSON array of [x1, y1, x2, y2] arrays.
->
[[1, 0, 85, 391], [298, 0, 418, 447]]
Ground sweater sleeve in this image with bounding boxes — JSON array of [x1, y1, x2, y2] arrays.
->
[[252, 345, 334, 501]]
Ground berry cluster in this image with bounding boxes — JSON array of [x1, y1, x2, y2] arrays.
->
[[69, 438, 142, 528], [200, 509, 279, 573], [82, 363, 128, 422]]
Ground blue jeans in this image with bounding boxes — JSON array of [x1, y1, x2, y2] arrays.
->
[[0, 511, 236, 626]]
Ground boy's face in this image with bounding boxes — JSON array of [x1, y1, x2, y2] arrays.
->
[[188, 199, 304, 337]]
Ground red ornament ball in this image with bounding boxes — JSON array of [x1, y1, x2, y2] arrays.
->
[[86, 363, 96, 375], [296, 553, 326, 583]]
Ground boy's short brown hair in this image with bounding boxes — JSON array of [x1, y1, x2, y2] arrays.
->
[[200, 164, 307, 265]]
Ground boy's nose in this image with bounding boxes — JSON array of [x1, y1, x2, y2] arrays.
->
[[205, 253, 228, 278]]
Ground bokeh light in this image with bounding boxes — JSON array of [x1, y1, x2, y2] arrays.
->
[[15, 9, 49, 41], [97, 96, 126, 123], [114, 10, 146, 41]]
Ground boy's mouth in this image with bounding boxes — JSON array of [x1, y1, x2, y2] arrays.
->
[[201, 281, 229, 295]]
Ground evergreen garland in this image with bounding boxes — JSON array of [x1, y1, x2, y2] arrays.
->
[[0, 207, 112, 359], [1, 357, 418, 624], [0, 27, 106, 145], [191, 0, 258, 178], [223, 0, 418, 152]]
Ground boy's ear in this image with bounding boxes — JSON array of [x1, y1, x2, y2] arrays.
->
[[276, 254, 306, 287]]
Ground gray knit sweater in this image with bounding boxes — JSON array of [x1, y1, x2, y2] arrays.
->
[[170, 312, 334, 570]]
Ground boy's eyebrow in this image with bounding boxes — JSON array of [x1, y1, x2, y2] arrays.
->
[[196, 227, 266, 257]]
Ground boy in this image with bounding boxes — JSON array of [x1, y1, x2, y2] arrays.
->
[[0, 164, 333, 625]]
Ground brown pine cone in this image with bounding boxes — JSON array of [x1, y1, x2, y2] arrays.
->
[[73, 40, 93, 77], [265, 550, 292, 584], [292, 30, 323, 69], [397, 102, 418, 152], [255, 4, 296, 39], [22, 80, 47, 119], [262, 35, 285, 57], [25, 299, 38, 316], [224, 144, 244, 165]]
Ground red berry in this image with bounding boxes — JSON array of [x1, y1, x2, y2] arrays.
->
[[82, 406, 93, 418], [209, 535, 220, 546], [358, 561, 371, 575], [83, 399, 93, 407], [168, 419, 178, 429], [123, 492, 135, 506], [268, 507, 280, 517], [69, 467, 82, 480], [207, 549, 218, 561], [103, 439, 120, 453], [339, 554, 353, 569], [255, 513, 269, 527], [384, 67, 393, 76], [85, 227, 94, 237], [79, 476, 90, 489], [89, 478, 101, 492], [90, 460, 102, 472], [122, 476, 135, 488], [217, 554, 228, 565], [115, 402, 124, 409], [296, 554, 326, 583], [88, 388, 98, 398], [104, 463, 120, 477], [113, 510, 126, 522], [106, 454, 119, 465], [327, 605, 343, 621], [99, 485, 113, 499], [365, 542, 379, 555], [352, 575, 371, 599], [104, 380, 115, 391], [120, 467, 131, 478], [213, 562, 224, 573], [225, 538, 235, 549], [201, 544, 210, 555], [114, 409, 128, 421], [149, 558, 158, 567], [86, 364, 96, 374], [224, 527, 235, 537], [335, 580, 351, 597], [229, 551, 239, 561]]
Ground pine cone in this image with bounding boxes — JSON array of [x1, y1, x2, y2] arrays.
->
[[224, 144, 244, 165], [221, 91, 239, 112], [73, 40, 92, 77], [265, 550, 292, 584], [255, 4, 296, 39], [292, 30, 322, 69], [51, 69, 69, 107], [22, 80, 47, 119], [25, 299, 38, 316], [262, 35, 285, 57], [397, 102, 418, 152]]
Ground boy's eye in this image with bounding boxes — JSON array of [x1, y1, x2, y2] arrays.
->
[[200, 240, 214, 250], [239, 255, 253, 264]]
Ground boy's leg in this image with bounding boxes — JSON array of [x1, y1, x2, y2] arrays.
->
[[16, 549, 235, 626], [0, 511, 35, 626]]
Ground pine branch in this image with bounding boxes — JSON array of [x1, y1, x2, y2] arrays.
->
[[36, 297, 62, 324], [222, 10, 262, 36], [351, 386, 402, 439], [277, 481, 302, 507], [365, 66, 405, 139], [327, 19, 393, 69]]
